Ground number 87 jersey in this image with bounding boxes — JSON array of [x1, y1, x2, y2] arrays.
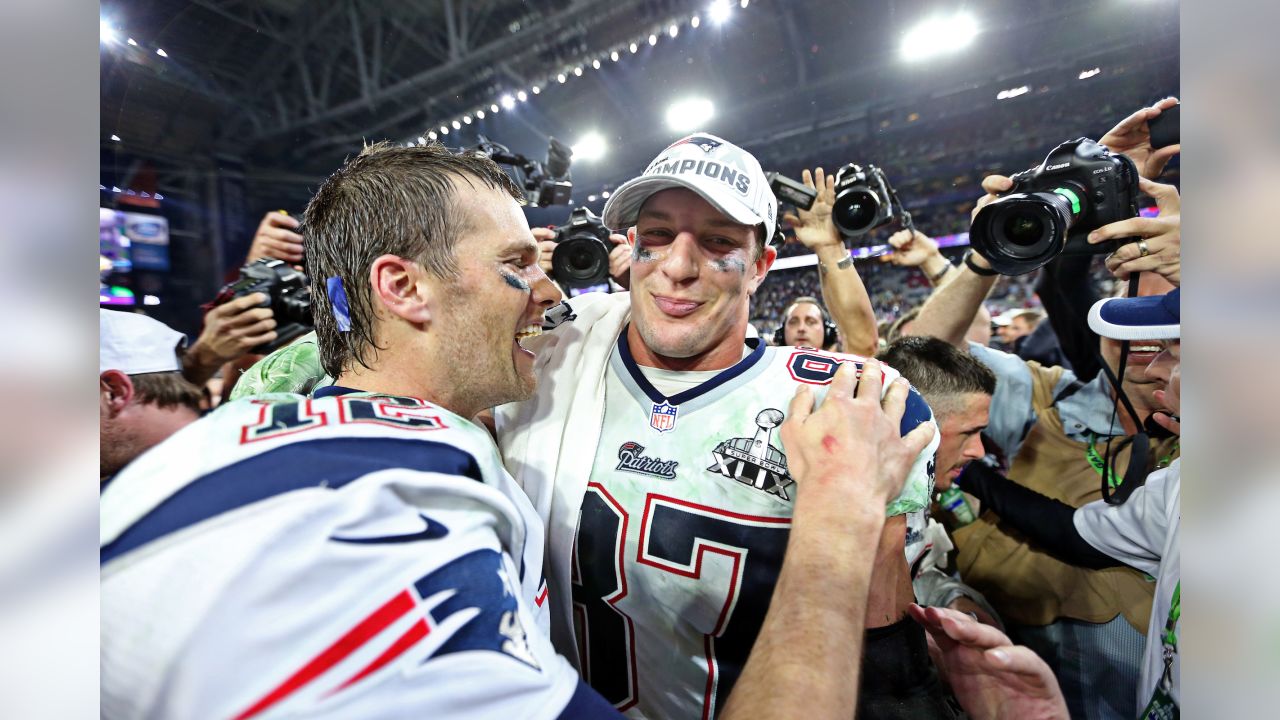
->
[[567, 338, 937, 720]]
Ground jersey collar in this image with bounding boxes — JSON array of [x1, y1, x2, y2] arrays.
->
[[616, 324, 765, 406]]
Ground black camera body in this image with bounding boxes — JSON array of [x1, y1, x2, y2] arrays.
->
[[970, 138, 1139, 275], [218, 258, 313, 353], [551, 207, 614, 297], [832, 164, 897, 239], [473, 135, 573, 207]]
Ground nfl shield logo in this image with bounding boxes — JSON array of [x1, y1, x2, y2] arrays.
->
[[650, 402, 679, 433]]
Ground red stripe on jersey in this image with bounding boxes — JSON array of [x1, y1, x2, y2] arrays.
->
[[232, 590, 415, 720], [535, 583, 549, 608], [328, 618, 431, 695]]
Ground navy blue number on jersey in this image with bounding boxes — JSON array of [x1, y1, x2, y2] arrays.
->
[[240, 397, 445, 444], [574, 487, 790, 719], [571, 484, 639, 711], [787, 350, 854, 385]]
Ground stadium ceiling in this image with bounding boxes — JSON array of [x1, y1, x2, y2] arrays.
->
[[101, 0, 1178, 196]]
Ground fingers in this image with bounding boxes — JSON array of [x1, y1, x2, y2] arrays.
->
[[887, 229, 912, 249], [982, 645, 1051, 677], [880, 376, 910, 424], [1151, 411, 1181, 436], [240, 315, 278, 336], [1138, 176, 1181, 213], [785, 385, 815, 426], [240, 330, 278, 348], [827, 358, 860, 400], [901, 419, 936, 458], [607, 232, 629, 246], [813, 167, 825, 191], [853, 358, 884, 401], [1153, 96, 1180, 112], [215, 292, 270, 315], [262, 212, 299, 230], [1088, 217, 1163, 243], [781, 212, 800, 228], [928, 606, 1014, 648], [980, 174, 1013, 195]]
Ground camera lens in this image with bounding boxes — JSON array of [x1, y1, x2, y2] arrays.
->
[[970, 191, 1075, 275], [832, 188, 880, 236], [1002, 214, 1045, 247], [552, 235, 611, 284]]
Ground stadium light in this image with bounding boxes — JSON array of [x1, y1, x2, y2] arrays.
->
[[708, 1, 732, 25], [516, 90, 528, 102], [900, 12, 978, 62], [1078, 67, 1101, 80], [490, 103, 500, 112], [572, 132, 608, 162], [558, 73, 567, 83], [452, 120, 462, 129], [462, 115, 472, 124], [428, 131, 438, 140], [127, 38, 138, 47], [532, 85, 541, 95], [601, 190, 611, 199], [110, 134, 121, 142], [740, 0, 750, 7], [156, 47, 168, 58], [500, 94, 516, 109], [996, 85, 1029, 100], [592, 58, 601, 70], [574, 66, 583, 76], [611, 50, 620, 62], [476, 109, 485, 119], [440, 125, 449, 134], [100, 19, 116, 44], [669, 24, 679, 38], [665, 97, 715, 132], [648, 33, 658, 46], [630, 42, 639, 53], [691, 15, 701, 29], [588, 195, 598, 202]]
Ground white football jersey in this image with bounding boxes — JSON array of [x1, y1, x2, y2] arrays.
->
[[101, 389, 612, 720], [569, 333, 938, 720]]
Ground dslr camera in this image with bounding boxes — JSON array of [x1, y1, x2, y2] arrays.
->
[[970, 138, 1139, 275], [551, 207, 614, 297], [472, 135, 572, 207], [831, 164, 903, 239], [216, 258, 313, 353]]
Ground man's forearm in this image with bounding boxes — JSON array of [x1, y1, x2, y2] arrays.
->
[[721, 487, 885, 720], [912, 258, 998, 348], [181, 344, 221, 387], [814, 244, 879, 356]]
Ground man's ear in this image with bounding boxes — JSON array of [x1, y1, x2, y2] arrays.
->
[[369, 254, 433, 326], [100, 370, 134, 416], [748, 244, 778, 295]]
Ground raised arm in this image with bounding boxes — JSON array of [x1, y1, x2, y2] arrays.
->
[[783, 168, 879, 356], [721, 360, 935, 720], [911, 176, 1012, 348]]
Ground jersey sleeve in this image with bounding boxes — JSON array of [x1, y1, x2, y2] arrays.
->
[[1072, 464, 1178, 576]]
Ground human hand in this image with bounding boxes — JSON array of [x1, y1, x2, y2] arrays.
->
[[947, 596, 1001, 629], [970, 175, 1014, 224], [881, 229, 940, 268], [1099, 97, 1181, 179], [1087, 178, 1180, 285], [909, 604, 1068, 720], [533, 226, 557, 277], [607, 233, 631, 289], [246, 211, 303, 264], [190, 293, 277, 369], [781, 359, 936, 504], [781, 168, 842, 251]]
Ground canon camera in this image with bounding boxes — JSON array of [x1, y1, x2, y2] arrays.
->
[[551, 207, 613, 296], [216, 258, 313, 353]]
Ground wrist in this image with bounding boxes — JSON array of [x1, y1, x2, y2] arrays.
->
[[963, 250, 999, 277], [922, 254, 952, 284]]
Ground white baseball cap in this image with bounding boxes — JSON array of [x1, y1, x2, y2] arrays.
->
[[100, 309, 187, 375], [602, 133, 777, 242]]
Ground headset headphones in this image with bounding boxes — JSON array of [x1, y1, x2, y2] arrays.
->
[[774, 297, 839, 349]]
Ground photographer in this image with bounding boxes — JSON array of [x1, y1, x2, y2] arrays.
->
[[534, 224, 632, 292], [911, 173, 1179, 719], [781, 167, 880, 356], [181, 292, 277, 387]]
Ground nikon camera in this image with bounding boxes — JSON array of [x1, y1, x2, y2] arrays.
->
[[970, 138, 1139, 275], [831, 163, 898, 239], [216, 258, 313, 353], [550, 207, 614, 297]]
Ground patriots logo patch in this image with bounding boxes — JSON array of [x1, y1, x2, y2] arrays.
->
[[671, 134, 722, 153]]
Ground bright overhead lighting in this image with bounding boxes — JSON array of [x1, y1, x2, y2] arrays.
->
[[417, 136, 426, 144], [462, 115, 472, 124], [588, 194, 598, 202], [648, 33, 658, 46], [996, 85, 1029, 100], [490, 103, 500, 112], [1078, 67, 1101, 79], [611, 50, 620, 62], [558, 73, 567, 83], [574, 66, 583, 76], [127, 38, 138, 47], [154, 193, 163, 200], [629, 42, 639, 53], [476, 109, 485, 119], [500, 94, 516, 109], [428, 131, 438, 140], [516, 90, 528, 102], [708, 1, 732, 25], [691, 15, 701, 29], [740, 0, 750, 7], [532, 85, 541, 94], [572, 132, 608, 162], [592, 58, 601, 70], [601, 190, 611, 199], [900, 12, 978, 62], [665, 97, 715, 132], [109, 134, 121, 142], [440, 125, 449, 134], [669, 24, 679, 38], [452, 120, 461, 129], [100, 19, 116, 44], [155, 47, 168, 57]]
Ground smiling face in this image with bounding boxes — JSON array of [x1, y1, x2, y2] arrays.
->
[[1145, 340, 1181, 418], [626, 188, 775, 370], [1100, 273, 1177, 389], [783, 301, 825, 348], [429, 185, 561, 414]]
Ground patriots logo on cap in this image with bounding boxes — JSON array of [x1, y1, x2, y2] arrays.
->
[[670, 134, 722, 153]]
